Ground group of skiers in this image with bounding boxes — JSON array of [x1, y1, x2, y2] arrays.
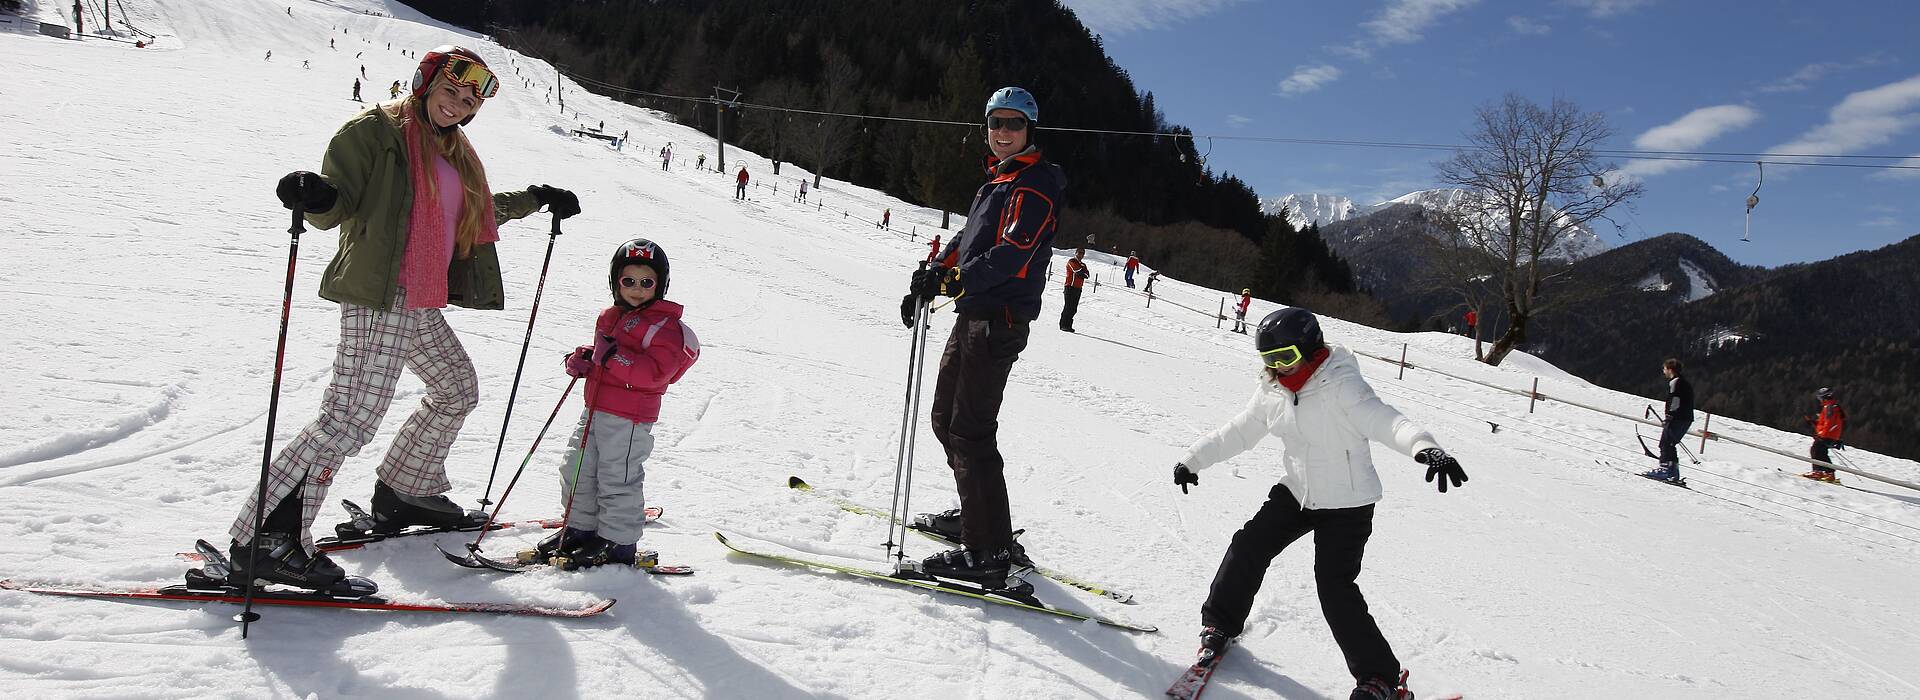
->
[[227, 43, 1484, 699], [1641, 360, 1849, 486]]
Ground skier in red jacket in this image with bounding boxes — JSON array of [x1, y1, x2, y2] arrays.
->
[[1801, 387, 1846, 482]]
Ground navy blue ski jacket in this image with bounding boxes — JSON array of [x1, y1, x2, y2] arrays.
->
[[936, 146, 1066, 322]]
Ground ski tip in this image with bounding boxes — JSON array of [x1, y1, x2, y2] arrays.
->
[[786, 476, 809, 490]]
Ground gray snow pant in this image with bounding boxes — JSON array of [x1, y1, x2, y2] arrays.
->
[[560, 409, 654, 545]]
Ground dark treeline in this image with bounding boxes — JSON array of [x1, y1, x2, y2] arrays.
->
[[414, 0, 1265, 238]]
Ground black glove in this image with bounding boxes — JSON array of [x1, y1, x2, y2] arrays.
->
[[909, 265, 949, 301], [1416, 447, 1468, 494], [900, 293, 920, 328], [275, 171, 337, 213], [1173, 463, 1198, 494], [527, 184, 581, 219]]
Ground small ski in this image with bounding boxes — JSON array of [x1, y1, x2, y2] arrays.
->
[[786, 476, 1135, 604], [175, 506, 659, 562], [1165, 645, 1229, 699], [714, 531, 1155, 634], [436, 543, 694, 576], [1636, 471, 1689, 489], [0, 577, 614, 618]]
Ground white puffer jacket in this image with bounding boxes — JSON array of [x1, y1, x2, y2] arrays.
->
[[1179, 345, 1440, 510]]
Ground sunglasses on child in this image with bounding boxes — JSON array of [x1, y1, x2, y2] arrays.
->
[[986, 115, 1030, 132], [619, 276, 657, 290], [1261, 344, 1305, 369]]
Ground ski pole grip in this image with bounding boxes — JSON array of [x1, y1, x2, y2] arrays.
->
[[551, 210, 562, 236], [289, 173, 307, 235]]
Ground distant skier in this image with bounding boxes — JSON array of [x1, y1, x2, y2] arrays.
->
[[330, 38, 335, 49], [1059, 247, 1089, 332], [697, 153, 707, 170], [660, 143, 671, 170], [881, 207, 891, 230], [1143, 270, 1160, 295], [1641, 358, 1692, 485], [798, 178, 809, 203], [1124, 252, 1140, 288], [388, 80, 400, 99], [540, 239, 700, 568], [231, 46, 579, 593], [904, 86, 1064, 589], [1232, 288, 1252, 333], [1801, 387, 1846, 482], [926, 235, 941, 262], [735, 166, 749, 200], [1172, 307, 1465, 700], [360, 64, 367, 79], [1463, 308, 1478, 337], [265, 50, 272, 61], [350, 77, 361, 102]]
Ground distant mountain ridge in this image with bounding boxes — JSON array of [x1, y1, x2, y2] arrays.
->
[[1264, 188, 1610, 262]]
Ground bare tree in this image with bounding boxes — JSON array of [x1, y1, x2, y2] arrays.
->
[[1419, 209, 1503, 360], [1436, 94, 1642, 366], [804, 45, 864, 189]]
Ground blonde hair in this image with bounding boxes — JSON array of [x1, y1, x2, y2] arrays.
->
[[383, 83, 489, 258]]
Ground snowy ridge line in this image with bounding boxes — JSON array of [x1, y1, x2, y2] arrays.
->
[[1351, 346, 1920, 493], [1366, 379, 1920, 550]]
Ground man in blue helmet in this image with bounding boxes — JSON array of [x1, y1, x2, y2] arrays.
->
[[902, 86, 1066, 589]]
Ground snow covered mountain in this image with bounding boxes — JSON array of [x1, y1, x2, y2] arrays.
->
[[3, 2, 1920, 698], [1371, 188, 1610, 261], [1260, 193, 1360, 230]]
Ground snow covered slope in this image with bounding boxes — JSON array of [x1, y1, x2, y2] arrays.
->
[[3, 2, 1919, 698]]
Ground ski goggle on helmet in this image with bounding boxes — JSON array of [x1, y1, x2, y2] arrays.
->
[[1260, 345, 1306, 369]]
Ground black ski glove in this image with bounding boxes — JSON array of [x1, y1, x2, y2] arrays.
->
[[527, 184, 581, 219], [1173, 463, 1198, 494], [275, 171, 337, 214], [900, 293, 920, 328], [1416, 447, 1468, 493], [909, 265, 950, 301]]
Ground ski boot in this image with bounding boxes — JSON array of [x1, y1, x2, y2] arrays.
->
[[920, 546, 1032, 596], [551, 537, 658, 570], [515, 527, 597, 565], [911, 508, 964, 542], [224, 532, 366, 594], [1197, 626, 1231, 666], [369, 480, 488, 534], [1800, 469, 1840, 483], [1350, 669, 1414, 700], [1638, 462, 1685, 486]]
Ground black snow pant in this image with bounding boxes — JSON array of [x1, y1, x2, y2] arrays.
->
[[1810, 438, 1838, 475], [1059, 286, 1082, 330], [1658, 416, 1691, 475], [1201, 483, 1398, 683], [929, 310, 1029, 553]]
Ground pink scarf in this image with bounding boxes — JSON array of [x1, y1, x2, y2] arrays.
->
[[400, 116, 499, 309]]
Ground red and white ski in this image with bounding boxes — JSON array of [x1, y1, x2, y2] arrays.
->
[[0, 577, 615, 618]]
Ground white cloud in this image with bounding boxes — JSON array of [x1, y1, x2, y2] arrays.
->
[[1769, 73, 1920, 156], [1863, 216, 1903, 227], [1620, 105, 1761, 177], [1057, 0, 1246, 35], [1561, 0, 1654, 18], [1506, 16, 1551, 35], [1278, 64, 1343, 97], [1871, 153, 1920, 180], [1337, 0, 1479, 59], [1758, 53, 1897, 94], [1226, 114, 1253, 127]]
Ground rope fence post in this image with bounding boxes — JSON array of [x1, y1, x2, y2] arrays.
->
[[1216, 298, 1224, 329], [1699, 413, 1711, 454], [1529, 377, 1540, 413], [1397, 343, 1408, 380]]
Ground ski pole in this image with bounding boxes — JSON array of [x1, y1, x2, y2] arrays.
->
[[479, 212, 564, 506], [884, 284, 934, 568], [462, 377, 577, 557], [238, 196, 306, 637], [555, 383, 602, 539]]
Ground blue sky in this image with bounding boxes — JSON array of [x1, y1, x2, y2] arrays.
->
[[1062, 0, 1920, 267]]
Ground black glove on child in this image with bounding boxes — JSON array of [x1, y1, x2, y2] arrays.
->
[[276, 171, 338, 214], [1173, 464, 1198, 494], [527, 184, 581, 219], [1416, 447, 1468, 494]]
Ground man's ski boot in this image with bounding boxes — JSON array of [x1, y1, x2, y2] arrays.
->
[[369, 480, 488, 534], [1197, 626, 1231, 666], [1800, 469, 1840, 483], [1638, 462, 1686, 487], [223, 532, 370, 594], [515, 527, 597, 565], [911, 508, 964, 542], [1350, 669, 1414, 700], [551, 537, 658, 571], [920, 546, 1032, 597]]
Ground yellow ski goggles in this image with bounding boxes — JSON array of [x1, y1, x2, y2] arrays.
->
[[441, 55, 499, 99], [1260, 344, 1305, 369]]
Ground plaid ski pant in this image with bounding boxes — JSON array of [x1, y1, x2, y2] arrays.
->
[[230, 289, 480, 549]]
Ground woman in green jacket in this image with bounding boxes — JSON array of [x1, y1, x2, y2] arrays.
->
[[230, 46, 580, 592]]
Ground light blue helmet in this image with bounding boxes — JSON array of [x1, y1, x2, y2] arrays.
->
[[984, 86, 1039, 123]]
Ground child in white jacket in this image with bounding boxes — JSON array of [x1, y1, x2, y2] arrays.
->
[[1172, 308, 1468, 700]]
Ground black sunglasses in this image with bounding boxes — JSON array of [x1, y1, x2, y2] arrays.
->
[[619, 276, 657, 290], [986, 115, 1030, 131]]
